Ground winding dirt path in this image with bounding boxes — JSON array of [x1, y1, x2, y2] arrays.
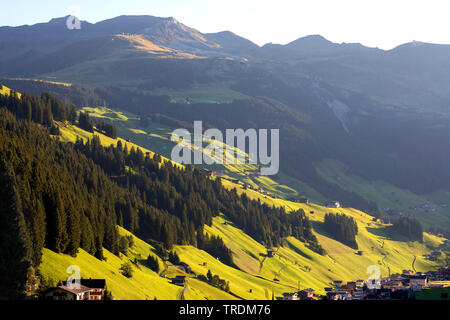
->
[[179, 285, 188, 300]]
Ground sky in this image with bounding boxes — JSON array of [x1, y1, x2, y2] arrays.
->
[[2, 0, 450, 49]]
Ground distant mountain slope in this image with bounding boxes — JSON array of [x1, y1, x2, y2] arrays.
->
[[2, 16, 450, 230], [3, 15, 450, 108], [204, 31, 259, 55], [0, 15, 226, 76], [45, 118, 447, 299], [1, 86, 446, 300], [4, 79, 450, 230]]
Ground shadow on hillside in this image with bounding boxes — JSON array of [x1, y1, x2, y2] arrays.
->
[[311, 220, 330, 239], [244, 249, 259, 260], [311, 220, 363, 251], [284, 240, 312, 260], [217, 215, 240, 230], [366, 226, 409, 242]]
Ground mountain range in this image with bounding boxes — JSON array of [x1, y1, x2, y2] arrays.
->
[[1, 15, 450, 230], [0, 14, 449, 301], [3, 15, 450, 109]]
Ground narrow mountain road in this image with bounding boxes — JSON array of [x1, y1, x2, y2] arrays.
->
[[179, 285, 188, 300], [160, 262, 169, 278], [412, 255, 417, 272], [381, 254, 388, 267], [258, 256, 267, 274]]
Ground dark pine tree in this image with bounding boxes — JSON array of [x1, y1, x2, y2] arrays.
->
[[0, 160, 32, 299]]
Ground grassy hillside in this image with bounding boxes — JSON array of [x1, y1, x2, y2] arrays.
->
[[148, 83, 250, 104], [0, 84, 22, 98], [3, 78, 72, 87], [40, 227, 236, 300], [69, 106, 450, 229], [201, 209, 446, 296], [37, 119, 448, 300], [78, 105, 450, 232], [77, 106, 319, 201], [316, 159, 450, 228], [56, 119, 179, 168], [40, 202, 447, 300]]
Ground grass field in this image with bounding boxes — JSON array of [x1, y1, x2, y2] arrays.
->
[[315, 159, 450, 228], [77, 106, 314, 201], [58, 105, 450, 230], [3, 77, 72, 87], [0, 84, 22, 98], [40, 227, 237, 300], [148, 83, 250, 104], [40, 201, 447, 300], [22, 100, 449, 300], [56, 120, 181, 169], [201, 208, 446, 297]]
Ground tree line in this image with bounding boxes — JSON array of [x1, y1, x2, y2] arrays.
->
[[323, 212, 359, 249], [2, 82, 382, 215], [0, 91, 323, 298], [0, 90, 77, 125], [392, 216, 423, 241], [0, 109, 122, 298]]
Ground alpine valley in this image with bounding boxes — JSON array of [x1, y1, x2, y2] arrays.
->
[[0, 15, 449, 300]]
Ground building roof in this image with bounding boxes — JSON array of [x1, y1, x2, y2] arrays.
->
[[58, 284, 92, 295], [62, 279, 106, 289], [410, 275, 427, 280], [283, 292, 298, 296]]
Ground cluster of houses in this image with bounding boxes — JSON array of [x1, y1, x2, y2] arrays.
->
[[285, 197, 341, 208], [41, 266, 450, 301], [412, 203, 439, 212], [202, 168, 282, 198], [424, 251, 442, 261], [384, 208, 404, 217], [203, 169, 225, 177], [283, 288, 316, 300], [425, 267, 450, 281], [282, 268, 450, 300], [243, 184, 276, 198], [325, 269, 450, 300], [44, 279, 108, 300], [388, 202, 448, 216], [325, 201, 342, 208], [288, 197, 311, 204], [323, 280, 366, 300]]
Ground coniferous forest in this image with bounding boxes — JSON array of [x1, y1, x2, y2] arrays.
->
[[323, 213, 359, 249], [392, 217, 423, 242], [0, 91, 322, 299]]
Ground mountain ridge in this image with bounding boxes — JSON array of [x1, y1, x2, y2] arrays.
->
[[2, 15, 450, 55], [1, 15, 450, 231]]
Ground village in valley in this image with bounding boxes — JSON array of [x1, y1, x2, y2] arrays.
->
[[43, 266, 450, 301], [282, 267, 450, 301], [20, 160, 450, 302]]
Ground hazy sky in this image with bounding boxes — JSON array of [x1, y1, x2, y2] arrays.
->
[[2, 0, 450, 49]]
